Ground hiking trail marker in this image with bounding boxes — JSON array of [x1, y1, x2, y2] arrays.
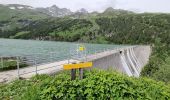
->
[[64, 62, 92, 70], [64, 44, 93, 80]]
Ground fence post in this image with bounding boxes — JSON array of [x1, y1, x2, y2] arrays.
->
[[68, 51, 70, 64], [71, 62, 77, 80], [50, 52, 53, 62], [79, 68, 83, 79], [1, 57, 3, 69], [68, 58, 70, 64], [17, 57, 20, 79], [85, 49, 87, 62], [35, 57, 38, 75], [71, 69, 76, 80], [33, 55, 37, 75]]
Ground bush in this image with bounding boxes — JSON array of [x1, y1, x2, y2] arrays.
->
[[0, 70, 170, 100], [152, 57, 170, 82], [1, 69, 169, 100], [38, 69, 170, 100], [0, 74, 51, 100]]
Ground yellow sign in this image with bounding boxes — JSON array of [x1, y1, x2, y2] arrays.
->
[[64, 62, 93, 70], [79, 45, 85, 51]]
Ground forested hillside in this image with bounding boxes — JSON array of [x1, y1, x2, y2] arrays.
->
[[0, 4, 49, 38], [0, 18, 93, 41], [95, 14, 170, 82], [0, 5, 170, 82]]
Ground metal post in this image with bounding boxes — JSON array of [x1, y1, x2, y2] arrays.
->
[[71, 69, 76, 80], [68, 48, 71, 64], [17, 57, 20, 79], [94, 49, 96, 59], [85, 49, 87, 62], [35, 57, 38, 75], [79, 49, 86, 80], [50, 52, 53, 62], [68, 48, 70, 64], [71, 62, 77, 80], [68, 59, 70, 64], [79, 68, 83, 79]]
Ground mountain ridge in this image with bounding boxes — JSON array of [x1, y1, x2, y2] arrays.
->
[[0, 4, 133, 17], [0, 3, 170, 84]]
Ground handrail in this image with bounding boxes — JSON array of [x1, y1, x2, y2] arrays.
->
[[0, 47, 129, 78]]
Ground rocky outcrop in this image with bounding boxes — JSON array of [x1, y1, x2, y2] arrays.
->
[[36, 5, 73, 17]]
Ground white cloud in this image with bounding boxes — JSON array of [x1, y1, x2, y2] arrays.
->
[[0, 0, 170, 13], [115, 0, 170, 13], [0, 0, 116, 12]]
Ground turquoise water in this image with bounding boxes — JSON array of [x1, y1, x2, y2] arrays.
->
[[0, 38, 125, 63]]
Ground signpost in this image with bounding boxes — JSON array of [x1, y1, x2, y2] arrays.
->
[[65, 44, 92, 80], [64, 62, 92, 80], [63, 62, 92, 70]]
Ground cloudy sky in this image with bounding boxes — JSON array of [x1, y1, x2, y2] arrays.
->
[[0, 0, 170, 13]]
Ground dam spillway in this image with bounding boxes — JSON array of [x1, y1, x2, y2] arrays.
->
[[87, 46, 151, 77]]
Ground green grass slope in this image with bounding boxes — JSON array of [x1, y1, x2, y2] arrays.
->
[[0, 4, 49, 38], [0, 7, 170, 83], [95, 14, 170, 82], [1, 18, 93, 41], [0, 69, 170, 100], [0, 4, 48, 22]]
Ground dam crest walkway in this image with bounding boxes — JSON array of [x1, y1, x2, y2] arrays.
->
[[0, 46, 151, 83]]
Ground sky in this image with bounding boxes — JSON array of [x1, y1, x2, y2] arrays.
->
[[0, 0, 170, 13]]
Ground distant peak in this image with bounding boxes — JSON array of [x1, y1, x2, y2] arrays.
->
[[104, 7, 115, 12], [77, 8, 88, 13], [51, 5, 58, 8]]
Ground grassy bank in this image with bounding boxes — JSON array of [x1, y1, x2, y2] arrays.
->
[[0, 69, 170, 100], [0, 59, 28, 71]]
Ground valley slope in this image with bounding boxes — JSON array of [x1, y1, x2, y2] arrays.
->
[[0, 4, 170, 82]]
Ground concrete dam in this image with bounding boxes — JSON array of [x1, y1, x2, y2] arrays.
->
[[0, 44, 151, 82], [86, 46, 151, 77]]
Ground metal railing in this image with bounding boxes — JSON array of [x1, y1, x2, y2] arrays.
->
[[0, 47, 124, 78]]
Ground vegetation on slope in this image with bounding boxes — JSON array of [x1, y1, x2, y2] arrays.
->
[[0, 59, 27, 71], [0, 4, 48, 22], [0, 18, 93, 42], [0, 4, 49, 38], [95, 14, 170, 82], [0, 6, 170, 82], [0, 69, 170, 100]]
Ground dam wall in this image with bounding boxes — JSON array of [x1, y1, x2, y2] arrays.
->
[[87, 46, 151, 77], [0, 45, 151, 83]]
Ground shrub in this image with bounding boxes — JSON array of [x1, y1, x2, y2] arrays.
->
[[0, 69, 170, 100], [38, 69, 170, 100]]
